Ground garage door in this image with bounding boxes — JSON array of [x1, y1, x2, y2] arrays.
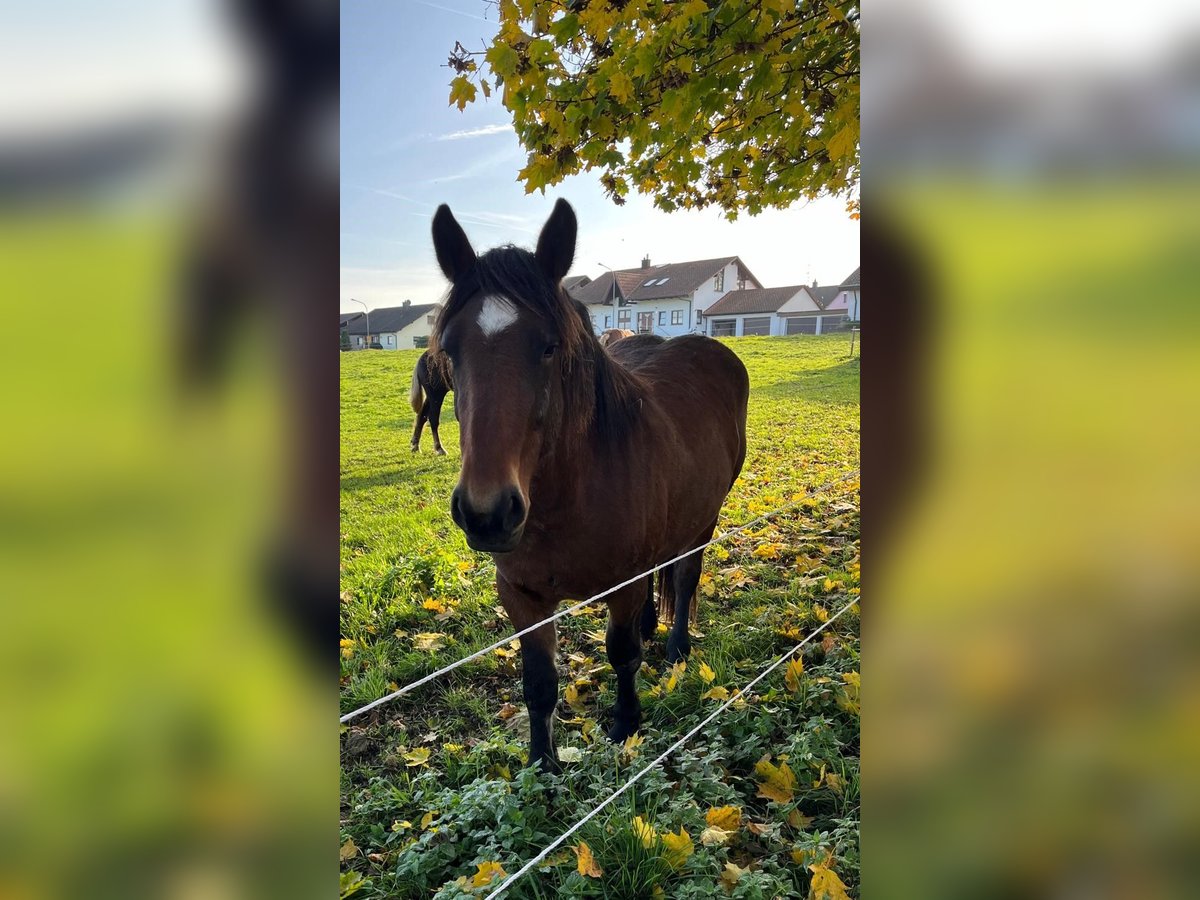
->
[[743, 317, 771, 336], [785, 317, 818, 335], [711, 319, 736, 337]]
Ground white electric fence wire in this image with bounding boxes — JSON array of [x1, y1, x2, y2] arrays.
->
[[340, 470, 858, 723], [482, 596, 860, 899]]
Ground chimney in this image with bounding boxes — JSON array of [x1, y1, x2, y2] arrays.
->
[[402, 299, 411, 307], [811, 278, 818, 289], [641, 254, 651, 269]]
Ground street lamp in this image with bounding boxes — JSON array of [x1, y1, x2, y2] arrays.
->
[[597, 262, 619, 334], [350, 297, 370, 350]]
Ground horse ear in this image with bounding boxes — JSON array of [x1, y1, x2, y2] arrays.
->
[[535, 198, 577, 284], [432, 205, 476, 282]]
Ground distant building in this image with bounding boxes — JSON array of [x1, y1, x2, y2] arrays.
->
[[341, 302, 441, 350], [567, 256, 763, 337]]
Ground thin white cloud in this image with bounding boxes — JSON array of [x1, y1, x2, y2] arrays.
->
[[435, 123, 512, 141]]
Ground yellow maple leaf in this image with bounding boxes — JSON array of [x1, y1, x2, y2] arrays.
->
[[755, 758, 797, 803], [700, 825, 732, 846], [574, 841, 603, 878], [448, 75, 478, 112], [413, 632, 446, 651], [807, 853, 851, 900], [420, 811, 436, 830], [785, 657, 804, 693], [701, 686, 730, 701], [753, 542, 782, 559], [660, 827, 693, 869], [698, 662, 716, 684], [721, 861, 749, 890], [622, 732, 645, 759], [706, 805, 742, 831], [632, 815, 657, 849], [339, 837, 358, 861], [403, 747, 430, 767], [470, 860, 507, 888]]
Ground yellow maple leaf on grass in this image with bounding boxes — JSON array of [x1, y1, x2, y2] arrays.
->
[[755, 758, 797, 803], [698, 662, 717, 683], [412, 632, 446, 651], [574, 841, 603, 878], [660, 828, 694, 869], [807, 852, 852, 900], [622, 732, 645, 760], [472, 861, 507, 887], [700, 826, 732, 846], [784, 657, 804, 693], [705, 805, 742, 833], [403, 747, 430, 767], [632, 815, 658, 849], [721, 861, 750, 890]]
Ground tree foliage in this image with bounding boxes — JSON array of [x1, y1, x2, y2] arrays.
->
[[448, 0, 859, 219]]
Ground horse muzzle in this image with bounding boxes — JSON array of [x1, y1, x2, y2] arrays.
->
[[450, 485, 527, 553]]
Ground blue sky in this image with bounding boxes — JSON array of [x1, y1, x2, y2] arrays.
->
[[340, 0, 860, 312]]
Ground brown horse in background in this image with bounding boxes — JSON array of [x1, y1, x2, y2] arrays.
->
[[430, 199, 748, 770], [409, 350, 453, 455], [598, 328, 635, 348]]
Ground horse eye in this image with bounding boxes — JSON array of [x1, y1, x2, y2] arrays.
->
[[542, 343, 558, 359]]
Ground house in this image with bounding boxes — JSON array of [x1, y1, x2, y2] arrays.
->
[[820, 267, 860, 322], [700, 285, 839, 336], [566, 256, 763, 338], [341, 301, 441, 350]]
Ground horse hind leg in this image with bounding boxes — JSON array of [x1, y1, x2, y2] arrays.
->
[[428, 389, 447, 455], [665, 551, 704, 663], [640, 577, 658, 641], [411, 402, 428, 452]]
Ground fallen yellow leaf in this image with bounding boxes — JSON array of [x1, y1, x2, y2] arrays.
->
[[706, 805, 742, 831], [807, 853, 851, 900], [403, 748, 430, 767], [700, 826, 732, 846], [701, 686, 730, 701], [698, 662, 716, 683], [660, 827, 693, 869], [339, 838, 358, 861], [755, 758, 797, 803], [785, 657, 804, 693], [413, 632, 446, 651], [721, 861, 749, 891], [574, 841, 603, 878], [632, 815, 657, 849], [470, 861, 507, 889]]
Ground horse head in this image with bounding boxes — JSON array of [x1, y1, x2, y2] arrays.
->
[[430, 199, 593, 552]]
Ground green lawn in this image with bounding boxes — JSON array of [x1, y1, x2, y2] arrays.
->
[[340, 334, 860, 899]]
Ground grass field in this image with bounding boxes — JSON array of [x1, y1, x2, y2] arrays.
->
[[340, 334, 860, 899]]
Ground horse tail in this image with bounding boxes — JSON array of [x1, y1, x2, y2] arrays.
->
[[657, 565, 675, 624], [409, 359, 425, 415], [657, 562, 699, 625]]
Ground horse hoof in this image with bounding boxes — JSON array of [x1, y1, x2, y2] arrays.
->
[[435, 447, 447, 456], [665, 640, 691, 664], [530, 752, 562, 775], [606, 719, 641, 744], [410, 445, 418, 453]]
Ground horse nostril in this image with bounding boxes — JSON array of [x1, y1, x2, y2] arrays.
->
[[450, 488, 464, 527], [502, 489, 526, 531]]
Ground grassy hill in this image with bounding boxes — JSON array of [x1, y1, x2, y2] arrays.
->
[[340, 334, 860, 899]]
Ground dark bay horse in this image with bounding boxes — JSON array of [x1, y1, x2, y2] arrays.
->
[[409, 350, 453, 454], [430, 199, 748, 770]]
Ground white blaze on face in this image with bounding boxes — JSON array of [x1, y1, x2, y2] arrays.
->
[[477, 294, 519, 338]]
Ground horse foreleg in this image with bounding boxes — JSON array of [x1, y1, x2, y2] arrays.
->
[[428, 390, 447, 455], [606, 580, 647, 742], [498, 576, 561, 772]]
